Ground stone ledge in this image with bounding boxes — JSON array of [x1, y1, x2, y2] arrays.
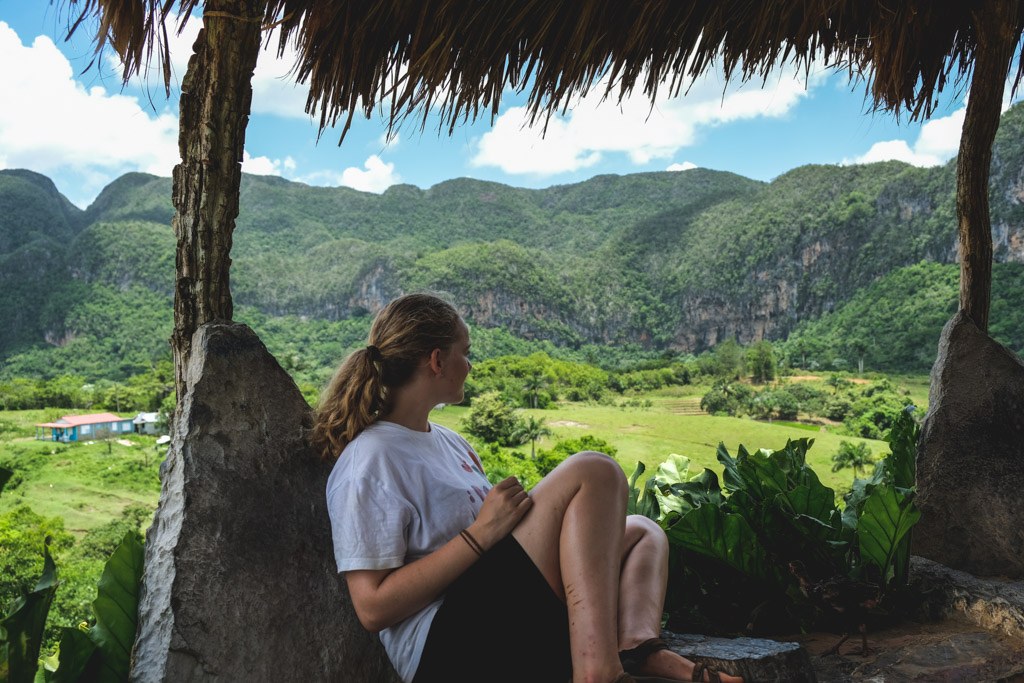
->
[[662, 631, 817, 682], [910, 555, 1024, 641]]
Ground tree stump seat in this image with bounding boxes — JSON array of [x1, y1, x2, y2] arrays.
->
[[660, 631, 817, 682]]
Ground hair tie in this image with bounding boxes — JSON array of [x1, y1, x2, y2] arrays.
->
[[366, 344, 383, 362]]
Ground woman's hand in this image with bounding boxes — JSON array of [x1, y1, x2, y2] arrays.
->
[[347, 479, 530, 632], [468, 476, 533, 550]]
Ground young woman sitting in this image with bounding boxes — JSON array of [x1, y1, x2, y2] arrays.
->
[[313, 293, 741, 683]]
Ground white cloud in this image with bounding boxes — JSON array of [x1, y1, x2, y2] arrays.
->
[[297, 155, 400, 193], [845, 107, 965, 167], [472, 64, 828, 176], [251, 33, 313, 119], [0, 22, 180, 203], [667, 161, 697, 172], [242, 151, 296, 176], [340, 155, 399, 192], [378, 131, 400, 150]]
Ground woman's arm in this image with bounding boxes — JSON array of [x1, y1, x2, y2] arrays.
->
[[346, 476, 531, 632]]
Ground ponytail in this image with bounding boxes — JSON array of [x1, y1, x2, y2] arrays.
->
[[311, 347, 384, 460], [311, 293, 461, 460]]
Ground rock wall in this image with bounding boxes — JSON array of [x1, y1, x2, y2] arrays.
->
[[915, 312, 1024, 578], [131, 322, 398, 682]]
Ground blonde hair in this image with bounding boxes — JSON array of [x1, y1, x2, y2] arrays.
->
[[311, 293, 462, 460]]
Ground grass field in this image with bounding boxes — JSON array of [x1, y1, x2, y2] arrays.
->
[[430, 401, 888, 495], [0, 410, 162, 535], [1, 372, 917, 536]]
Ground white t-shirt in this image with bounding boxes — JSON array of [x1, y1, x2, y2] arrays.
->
[[326, 420, 491, 683]]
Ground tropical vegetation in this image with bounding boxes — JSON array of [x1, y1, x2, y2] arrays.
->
[[628, 407, 920, 634]]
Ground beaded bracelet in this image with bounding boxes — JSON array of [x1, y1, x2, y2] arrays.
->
[[459, 529, 484, 557]]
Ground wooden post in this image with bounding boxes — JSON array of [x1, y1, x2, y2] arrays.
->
[[956, 1, 1019, 332], [170, 0, 267, 399]]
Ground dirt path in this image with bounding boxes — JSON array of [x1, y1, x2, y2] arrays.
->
[[787, 617, 1024, 681]]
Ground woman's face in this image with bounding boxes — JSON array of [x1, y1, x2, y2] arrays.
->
[[439, 319, 472, 404]]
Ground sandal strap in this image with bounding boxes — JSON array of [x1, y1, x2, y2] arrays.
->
[[691, 661, 723, 683], [619, 638, 670, 674]]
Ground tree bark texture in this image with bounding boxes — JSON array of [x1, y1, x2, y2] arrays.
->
[[171, 0, 267, 398], [956, 1, 1019, 333]]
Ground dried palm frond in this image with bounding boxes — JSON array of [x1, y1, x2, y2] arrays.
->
[[61, 0, 1024, 140]]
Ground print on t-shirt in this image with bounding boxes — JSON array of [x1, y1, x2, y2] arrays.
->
[[463, 447, 487, 503]]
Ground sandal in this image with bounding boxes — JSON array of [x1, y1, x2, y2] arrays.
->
[[617, 638, 730, 683], [691, 662, 723, 683], [619, 638, 671, 674], [610, 674, 684, 683]]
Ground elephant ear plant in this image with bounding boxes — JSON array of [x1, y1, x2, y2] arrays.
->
[[0, 466, 144, 683], [629, 406, 920, 634]]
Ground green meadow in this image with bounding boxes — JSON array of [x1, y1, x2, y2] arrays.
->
[[0, 411, 162, 535], [1, 373, 915, 537], [432, 399, 888, 496]]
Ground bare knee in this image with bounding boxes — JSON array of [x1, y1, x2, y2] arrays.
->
[[626, 514, 668, 551], [562, 450, 628, 497]]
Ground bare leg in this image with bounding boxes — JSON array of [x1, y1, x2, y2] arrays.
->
[[512, 451, 628, 683], [617, 516, 744, 683], [513, 453, 743, 683], [617, 515, 669, 648]]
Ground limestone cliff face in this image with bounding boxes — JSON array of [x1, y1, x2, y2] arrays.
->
[[7, 104, 1024, 367], [327, 169, 1024, 354]]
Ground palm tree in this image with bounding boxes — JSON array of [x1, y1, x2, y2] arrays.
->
[[515, 416, 552, 460], [830, 441, 874, 482], [522, 374, 547, 409]]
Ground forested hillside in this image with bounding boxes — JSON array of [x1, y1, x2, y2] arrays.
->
[[4, 103, 1024, 379]]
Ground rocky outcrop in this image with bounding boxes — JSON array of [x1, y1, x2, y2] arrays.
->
[[132, 322, 397, 682], [915, 311, 1024, 578], [910, 555, 1024, 641]]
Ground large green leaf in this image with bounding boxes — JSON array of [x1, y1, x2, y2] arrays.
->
[[716, 442, 746, 494], [858, 485, 920, 585], [88, 532, 144, 683], [719, 440, 818, 509], [1, 540, 58, 683], [627, 462, 659, 520], [46, 628, 98, 683], [653, 454, 693, 520], [883, 406, 918, 492], [669, 468, 723, 510], [783, 484, 840, 540], [766, 439, 815, 483], [666, 504, 774, 583]]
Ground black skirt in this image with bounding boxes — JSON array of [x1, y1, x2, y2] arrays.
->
[[412, 534, 572, 683]]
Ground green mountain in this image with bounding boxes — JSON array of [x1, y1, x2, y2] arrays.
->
[[4, 103, 1024, 379]]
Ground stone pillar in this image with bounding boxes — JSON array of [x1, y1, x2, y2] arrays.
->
[[915, 311, 1024, 578], [131, 322, 399, 682]]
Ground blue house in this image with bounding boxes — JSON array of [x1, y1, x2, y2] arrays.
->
[[36, 412, 135, 442]]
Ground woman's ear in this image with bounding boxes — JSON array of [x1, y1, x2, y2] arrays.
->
[[427, 348, 443, 377]]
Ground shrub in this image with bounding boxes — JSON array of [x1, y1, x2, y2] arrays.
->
[[536, 435, 618, 477], [843, 389, 909, 439], [699, 381, 753, 416], [461, 392, 526, 446], [477, 444, 542, 489]]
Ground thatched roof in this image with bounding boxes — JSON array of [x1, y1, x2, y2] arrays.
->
[[64, 1, 1024, 139]]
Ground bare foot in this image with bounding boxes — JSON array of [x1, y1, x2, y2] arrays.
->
[[638, 648, 744, 683]]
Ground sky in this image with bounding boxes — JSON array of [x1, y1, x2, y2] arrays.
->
[[0, 2, 994, 208]]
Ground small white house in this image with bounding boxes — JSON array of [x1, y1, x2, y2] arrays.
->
[[133, 412, 160, 435]]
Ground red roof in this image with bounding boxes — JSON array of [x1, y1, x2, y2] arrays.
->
[[37, 412, 129, 428]]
